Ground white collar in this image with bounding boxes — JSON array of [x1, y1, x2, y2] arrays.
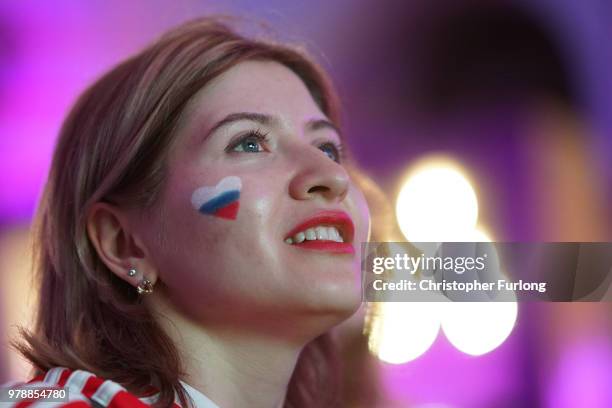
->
[[178, 380, 220, 408]]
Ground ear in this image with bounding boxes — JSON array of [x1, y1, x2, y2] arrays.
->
[[86, 202, 158, 289]]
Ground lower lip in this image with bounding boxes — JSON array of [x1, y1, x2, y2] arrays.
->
[[290, 240, 355, 254]]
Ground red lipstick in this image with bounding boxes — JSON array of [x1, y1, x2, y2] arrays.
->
[[285, 210, 355, 254]]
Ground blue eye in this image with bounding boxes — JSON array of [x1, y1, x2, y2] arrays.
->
[[227, 130, 269, 153], [318, 142, 342, 163]]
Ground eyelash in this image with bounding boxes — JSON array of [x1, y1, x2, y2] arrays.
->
[[225, 129, 270, 153], [225, 129, 346, 163], [318, 141, 345, 164]]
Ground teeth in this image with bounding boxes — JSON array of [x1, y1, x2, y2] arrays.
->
[[328, 227, 341, 242], [286, 225, 345, 244], [305, 228, 317, 241], [315, 226, 328, 240]]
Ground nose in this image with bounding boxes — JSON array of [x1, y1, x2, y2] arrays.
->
[[288, 146, 350, 203]]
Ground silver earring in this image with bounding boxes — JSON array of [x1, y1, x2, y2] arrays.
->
[[128, 268, 137, 277], [137, 278, 154, 295]]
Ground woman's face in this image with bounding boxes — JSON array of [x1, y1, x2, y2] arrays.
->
[[140, 60, 370, 338]]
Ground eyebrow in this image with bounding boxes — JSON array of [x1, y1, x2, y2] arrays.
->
[[204, 112, 341, 141], [307, 118, 341, 136]]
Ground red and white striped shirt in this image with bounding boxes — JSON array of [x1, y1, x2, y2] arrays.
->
[[1, 367, 219, 408]]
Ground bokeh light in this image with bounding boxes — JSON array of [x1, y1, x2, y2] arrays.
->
[[371, 156, 518, 361], [440, 300, 518, 356], [368, 302, 442, 364], [396, 158, 479, 243]]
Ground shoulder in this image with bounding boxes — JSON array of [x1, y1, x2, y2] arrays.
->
[[0, 367, 176, 408]]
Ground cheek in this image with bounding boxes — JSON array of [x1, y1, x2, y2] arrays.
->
[[159, 176, 278, 285], [149, 176, 243, 290], [191, 175, 242, 220], [156, 179, 287, 319]]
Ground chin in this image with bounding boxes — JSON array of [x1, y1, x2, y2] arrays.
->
[[297, 281, 363, 329], [309, 265, 362, 311], [300, 302, 361, 342]]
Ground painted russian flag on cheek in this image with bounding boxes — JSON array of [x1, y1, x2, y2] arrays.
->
[[191, 176, 242, 220]]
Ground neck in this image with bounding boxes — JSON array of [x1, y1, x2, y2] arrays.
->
[[151, 296, 308, 408]]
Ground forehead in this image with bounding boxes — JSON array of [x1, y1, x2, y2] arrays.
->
[[184, 60, 326, 129]]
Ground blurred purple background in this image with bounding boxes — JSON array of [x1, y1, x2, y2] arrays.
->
[[1, 1, 611, 407]]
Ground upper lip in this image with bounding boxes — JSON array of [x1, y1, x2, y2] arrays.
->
[[284, 210, 355, 244]]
